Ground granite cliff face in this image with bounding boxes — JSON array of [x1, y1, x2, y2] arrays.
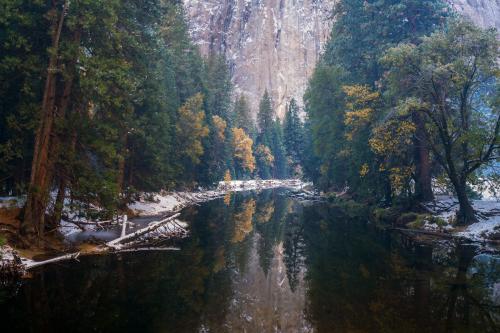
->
[[184, 0, 499, 118], [451, 0, 500, 30]]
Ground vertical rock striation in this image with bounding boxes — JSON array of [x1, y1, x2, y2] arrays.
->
[[450, 0, 500, 30], [184, 0, 333, 119], [184, 0, 499, 119]]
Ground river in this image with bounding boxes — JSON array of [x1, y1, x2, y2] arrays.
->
[[1, 189, 499, 332]]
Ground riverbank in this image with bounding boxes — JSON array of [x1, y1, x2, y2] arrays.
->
[[370, 195, 500, 245], [0, 179, 309, 274], [424, 196, 500, 242]]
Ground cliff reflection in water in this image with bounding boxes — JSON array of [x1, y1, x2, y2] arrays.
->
[[1, 189, 499, 333]]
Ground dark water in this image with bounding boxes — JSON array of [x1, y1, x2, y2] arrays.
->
[[1, 189, 499, 333]]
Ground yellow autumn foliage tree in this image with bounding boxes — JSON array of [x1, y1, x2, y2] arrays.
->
[[343, 85, 380, 141], [231, 127, 256, 173], [176, 93, 210, 164], [212, 115, 227, 142], [370, 115, 417, 193]]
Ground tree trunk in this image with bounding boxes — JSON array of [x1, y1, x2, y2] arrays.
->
[[23, 1, 68, 241], [442, 136, 477, 226], [455, 179, 477, 226], [48, 30, 81, 229], [117, 131, 128, 196], [413, 112, 434, 202], [51, 179, 66, 228]]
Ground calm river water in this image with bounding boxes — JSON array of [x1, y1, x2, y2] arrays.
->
[[1, 189, 499, 332]]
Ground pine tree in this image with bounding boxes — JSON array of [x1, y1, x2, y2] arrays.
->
[[283, 99, 304, 176], [304, 65, 349, 190], [271, 120, 288, 179], [257, 90, 274, 147], [233, 94, 255, 138], [0, 0, 48, 196], [199, 54, 233, 185]]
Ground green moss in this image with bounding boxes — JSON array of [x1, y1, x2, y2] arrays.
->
[[428, 216, 447, 227], [407, 216, 427, 229], [406, 214, 448, 229], [372, 207, 401, 225]]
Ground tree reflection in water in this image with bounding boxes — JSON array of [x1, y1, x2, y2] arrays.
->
[[302, 204, 500, 333], [0, 189, 498, 333]]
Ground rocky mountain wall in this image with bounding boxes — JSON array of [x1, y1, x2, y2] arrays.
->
[[184, 0, 499, 119]]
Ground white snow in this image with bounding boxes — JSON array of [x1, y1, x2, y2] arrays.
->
[[130, 179, 307, 217], [425, 195, 500, 242], [457, 215, 500, 241], [0, 196, 24, 209], [129, 192, 184, 216]]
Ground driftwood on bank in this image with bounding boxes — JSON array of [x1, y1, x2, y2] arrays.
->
[[26, 252, 81, 269], [20, 214, 185, 270], [106, 213, 183, 250]]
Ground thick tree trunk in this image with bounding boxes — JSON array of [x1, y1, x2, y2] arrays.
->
[[51, 178, 67, 228], [48, 31, 81, 229], [442, 134, 477, 226], [413, 112, 434, 202], [455, 180, 477, 226], [22, 1, 68, 241]]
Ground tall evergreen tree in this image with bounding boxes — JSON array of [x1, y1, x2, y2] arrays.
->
[[257, 90, 274, 147], [271, 120, 288, 179], [283, 99, 304, 176], [199, 54, 233, 185], [233, 94, 255, 138], [255, 90, 276, 179], [0, 1, 48, 196]]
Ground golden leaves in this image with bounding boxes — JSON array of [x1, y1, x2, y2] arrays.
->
[[176, 93, 209, 164], [212, 115, 227, 142], [369, 120, 416, 155], [360, 163, 369, 177], [342, 85, 380, 141], [231, 127, 256, 173]]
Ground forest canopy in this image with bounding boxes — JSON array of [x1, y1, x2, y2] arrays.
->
[[303, 0, 499, 225], [0, 0, 302, 241]]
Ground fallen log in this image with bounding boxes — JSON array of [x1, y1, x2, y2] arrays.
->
[[26, 252, 81, 269], [115, 247, 181, 253], [390, 227, 455, 239], [106, 213, 181, 249]]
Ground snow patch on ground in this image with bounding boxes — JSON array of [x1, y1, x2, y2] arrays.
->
[[130, 179, 307, 217], [425, 195, 500, 242], [0, 196, 24, 209], [129, 193, 184, 216]]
